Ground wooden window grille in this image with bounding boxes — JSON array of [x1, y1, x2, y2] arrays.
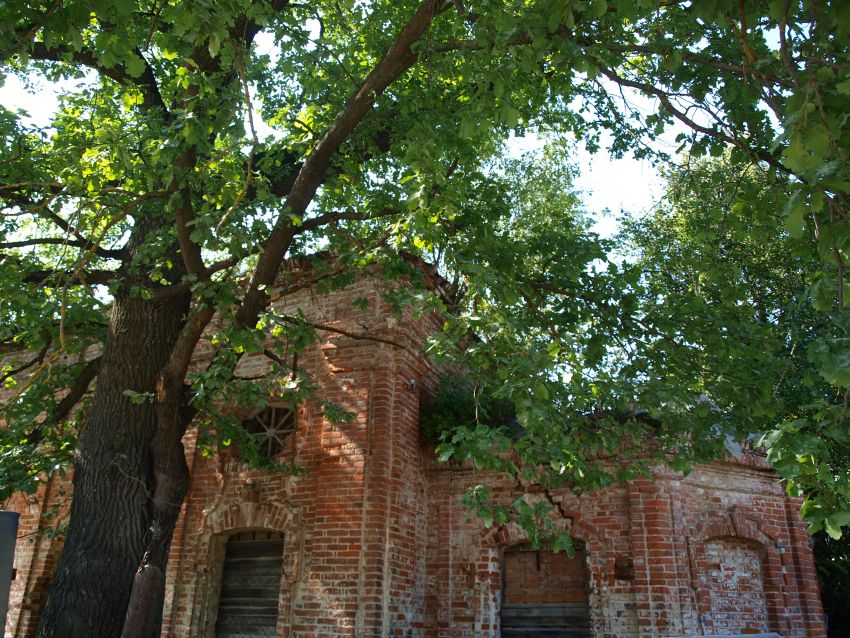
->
[[241, 406, 295, 459]]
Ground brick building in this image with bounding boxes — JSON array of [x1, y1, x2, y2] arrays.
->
[[4, 276, 826, 637]]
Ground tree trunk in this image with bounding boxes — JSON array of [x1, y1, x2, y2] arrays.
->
[[37, 289, 190, 638]]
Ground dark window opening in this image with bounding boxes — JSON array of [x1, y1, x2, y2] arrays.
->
[[215, 530, 284, 638]]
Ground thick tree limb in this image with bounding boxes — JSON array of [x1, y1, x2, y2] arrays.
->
[[237, 0, 449, 326], [0, 181, 62, 192], [168, 150, 207, 277], [131, 48, 170, 113], [254, 109, 394, 200], [161, 308, 216, 392], [162, 1, 298, 280]]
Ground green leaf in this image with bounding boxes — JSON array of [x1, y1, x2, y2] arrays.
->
[[827, 510, 850, 530], [113, 0, 133, 18], [663, 50, 683, 73], [783, 191, 806, 238], [586, 0, 608, 20], [502, 105, 520, 129], [208, 33, 221, 59], [825, 516, 844, 540], [804, 124, 832, 159], [124, 54, 146, 79], [809, 337, 850, 386], [533, 382, 549, 401]]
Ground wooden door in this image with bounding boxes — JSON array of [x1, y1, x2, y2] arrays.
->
[[500, 544, 591, 638], [214, 531, 284, 638]]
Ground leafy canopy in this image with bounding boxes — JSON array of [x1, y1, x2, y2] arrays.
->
[[1, 0, 849, 537]]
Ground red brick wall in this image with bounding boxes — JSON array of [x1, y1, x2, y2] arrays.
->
[[3, 277, 828, 638], [421, 459, 826, 638], [157, 276, 442, 638], [4, 475, 69, 638]]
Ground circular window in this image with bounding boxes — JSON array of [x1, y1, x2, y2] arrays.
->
[[241, 406, 295, 458]]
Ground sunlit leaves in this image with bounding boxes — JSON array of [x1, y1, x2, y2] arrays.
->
[[2, 0, 850, 542]]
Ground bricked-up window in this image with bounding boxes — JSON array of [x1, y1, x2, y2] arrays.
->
[[501, 543, 591, 638], [241, 406, 295, 458], [703, 538, 769, 635], [214, 531, 284, 638]]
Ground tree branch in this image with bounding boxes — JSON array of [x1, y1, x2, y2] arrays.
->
[[0, 342, 50, 385], [131, 47, 170, 113], [277, 314, 406, 349], [27, 43, 168, 113], [10, 0, 63, 49], [188, 0, 292, 76], [53, 356, 102, 423], [255, 109, 394, 200], [262, 348, 288, 367], [428, 26, 795, 174], [22, 356, 102, 445], [2, 187, 167, 260], [168, 150, 207, 277], [599, 42, 792, 89], [237, 0, 449, 326], [297, 207, 401, 233], [22, 268, 118, 286], [595, 65, 793, 177], [0, 237, 124, 258], [39, 205, 128, 260]]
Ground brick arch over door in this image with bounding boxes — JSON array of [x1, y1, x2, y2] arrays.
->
[[187, 499, 300, 638], [487, 511, 606, 558], [479, 513, 607, 638], [689, 512, 784, 636]]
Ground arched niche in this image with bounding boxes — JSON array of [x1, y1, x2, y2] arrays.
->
[[188, 500, 300, 638], [480, 512, 607, 638], [689, 511, 784, 636]]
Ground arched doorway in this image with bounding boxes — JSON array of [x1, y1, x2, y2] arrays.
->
[[500, 543, 591, 637], [213, 530, 284, 638]]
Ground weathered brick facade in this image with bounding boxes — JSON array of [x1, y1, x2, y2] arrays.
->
[[4, 277, 827, 637]]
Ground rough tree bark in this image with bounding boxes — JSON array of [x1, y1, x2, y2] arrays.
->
[[36, 289, 191, 638], [32, 2, 445, 635]]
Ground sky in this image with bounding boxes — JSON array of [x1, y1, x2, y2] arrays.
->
[[0, 70, 667, 239]]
